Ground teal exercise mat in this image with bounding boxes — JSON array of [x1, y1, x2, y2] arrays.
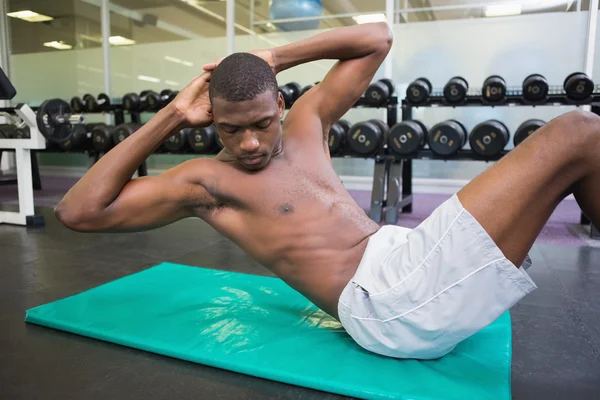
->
[[25, 262, 512, 400]]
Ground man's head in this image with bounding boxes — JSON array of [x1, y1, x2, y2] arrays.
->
[[209, 52, 284, 171]]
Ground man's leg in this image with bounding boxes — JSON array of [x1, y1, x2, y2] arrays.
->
[[458, 109, 600, 267]]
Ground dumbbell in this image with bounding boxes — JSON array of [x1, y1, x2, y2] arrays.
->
[[406, 78, 432, 105], [328, 120, 350, 156], [513, 119, 545, 147], [347, 119, 388, 156], [70, 96, 85, 114], [443, 77, 469, 104], [147, 90, 179, 111], [522, 74, 548, 102], [58, 123, 103, 151], [469, 120, 509, 158], [163, 129, 188, 153], [0, 124, 17, 138], [301, 85, 313, 96], [91, 124, 115, 153], [427, 120, 467, 157], [14, 126, 30, 139], [112, 123, 142, 145], [388, 120, 428, 156], [279, 82, 302, 108], [122, 91, 157, 112], [482, 75, 507, 104], [83, 93, 111, 112], [186, 125, 217, 154], [364, 78, 394, 106], [564, 72, 594, 101]]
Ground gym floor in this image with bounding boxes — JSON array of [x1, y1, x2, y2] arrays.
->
[[2, 204, 600, 399]]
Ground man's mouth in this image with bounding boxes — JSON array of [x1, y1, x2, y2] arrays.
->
[[242, 155, 263, 165]]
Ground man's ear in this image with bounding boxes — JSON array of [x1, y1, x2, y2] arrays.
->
[[277, 91, 285, 118]]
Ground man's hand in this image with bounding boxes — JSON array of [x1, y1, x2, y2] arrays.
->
[[169, 72, 213, 127], [202, 49, 277, 75]]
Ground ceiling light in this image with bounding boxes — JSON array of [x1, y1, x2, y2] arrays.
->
[[484, 4, 522, 17], [138, 75, 161, 83], [182, 61, 194, 67], [352, 13, 386, 24], [266, 22, 276, 30], [109, 36, 136, 46], [7, 10, 53, 22], [165, 80, 180, 86], [164, 56, 182, 63], [43, 41, 72, 50]]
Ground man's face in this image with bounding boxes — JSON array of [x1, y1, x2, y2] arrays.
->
[[212, 90, 285, 171]]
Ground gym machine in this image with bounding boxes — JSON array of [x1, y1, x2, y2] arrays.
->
[[0, 67, 46, 227]]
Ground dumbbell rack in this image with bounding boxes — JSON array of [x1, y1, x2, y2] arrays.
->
[[393, 92, 600, 239]]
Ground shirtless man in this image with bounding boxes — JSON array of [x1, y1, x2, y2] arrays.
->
[[55, 22, 600, 359]]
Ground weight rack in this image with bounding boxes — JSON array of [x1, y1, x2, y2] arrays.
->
[[388, 90, 600, 239]]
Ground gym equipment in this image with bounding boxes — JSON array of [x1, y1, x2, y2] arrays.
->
[[301, 84, 313, 96], [269, 0, 322, 31], [563, 72, 594, 101], [83, 93, 111, 112], [328, 120, 350, 155], [482, 75, 506, 104], [347, 119, 388, 156], [388, 120, 427, 156], [364, 78, 394, 106], [427, 120, 467, 157], [164, 129, 187, 153], [36, 99, 83, 143], [58, 123, 102, 151], [112, 123, 141, 145], [406, 77, 432, 105], [522, 74, 548, 102], [469, 120, 509, 158], [513, 119, 545, 147], [279, 82, 302, 108], [91, 124, 114, 152], [122, 91, 156, 112], [443, 77, 469, 104], [14, 126, 30, 139], [146, 89, 178, 111], [186, 125, 217, 153], [25, 262, 514, 400], [0, 124, 17, 138], [70, 96, 85, 114]]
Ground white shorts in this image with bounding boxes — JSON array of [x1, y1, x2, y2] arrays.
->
[[338, 194, 537, 360]]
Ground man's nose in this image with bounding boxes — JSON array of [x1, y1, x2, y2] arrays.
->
[[239, 130, 259, 152]]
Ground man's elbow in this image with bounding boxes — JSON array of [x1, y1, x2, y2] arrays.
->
[[54, 202, 103, 232]]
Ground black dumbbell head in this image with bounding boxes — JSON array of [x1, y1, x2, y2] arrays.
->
[[164, 129, 187, 153], [112, 123, 141, 145], [59, 124, 89, 151], [123, 93, 140, 111], [388, 120, 427, 156], [279, 85, 295, 108], [406, 77, 432, 105], [301, 85, 313, 96], [347, 120, 387, 156], [70, 97, 84, 113], [328, 122, 347, 155], [287, 82, 302, 99], [337, 119, 351, 133], [443, 76, 469, 104], [522, 74, 548, 102], [83, 94, 98, 112], [482, 75, 507, 104], [469, 119, 509, 158], [186, 125, 217, 153], [427, 119, 467, 156], [146, 92, 161, 110], [365, 80, 394, 106], [563, 72, 594, 100], [513, 119, 545, 147], [91, 124, 113, 152], [97, 93, 111, 111]]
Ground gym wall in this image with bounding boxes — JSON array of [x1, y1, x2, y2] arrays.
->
[[6, 9, 595, 180]]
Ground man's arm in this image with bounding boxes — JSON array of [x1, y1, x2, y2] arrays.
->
[[273, 22, 393, 136], [55, 73, 216, 233]]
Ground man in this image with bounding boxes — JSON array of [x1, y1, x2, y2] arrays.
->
[[55, 22, 600, 359]]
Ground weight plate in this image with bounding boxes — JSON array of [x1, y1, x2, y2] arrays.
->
[[482, 75, 506, 103], [469, 119, 509, 158], [186, 125, 216, 153], [563, 72, 594, 100], [522, 74, 548, 102], [164, 130, 186, 153], [36, 99, 74, 142], [347, 120, 384, 156], [406, 78, 432, 104], [443, 76, 468, 104], [427, 120, 466, 156], [513, 119, 545, 147], [388, 120, 426, 156]]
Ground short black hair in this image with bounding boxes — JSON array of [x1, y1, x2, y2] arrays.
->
[[209, 52, 278, 102]]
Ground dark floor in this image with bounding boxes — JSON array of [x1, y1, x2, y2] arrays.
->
[[2, 206, 600, 400]]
